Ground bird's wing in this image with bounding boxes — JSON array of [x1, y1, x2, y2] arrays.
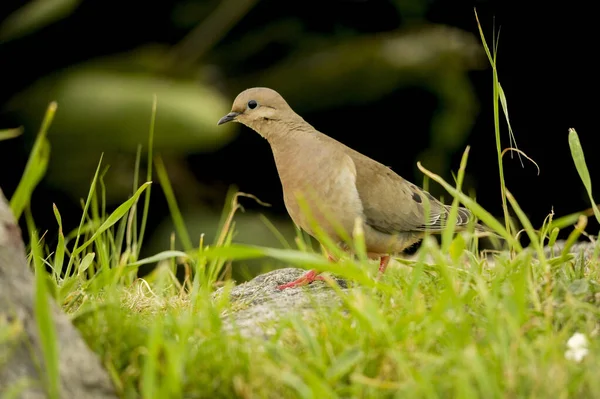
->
[[357, 165, 471, 234], [352, 157, 472, 235], [311, 130, 472, 235]]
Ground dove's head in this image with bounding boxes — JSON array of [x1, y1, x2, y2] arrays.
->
[[217, 87, 302, 137]]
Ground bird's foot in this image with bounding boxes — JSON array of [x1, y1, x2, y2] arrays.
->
[[376, 255, 391, 279], [277, 269, 325, 290]]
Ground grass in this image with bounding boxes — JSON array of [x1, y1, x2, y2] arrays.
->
[[2, 12, 600, 399]]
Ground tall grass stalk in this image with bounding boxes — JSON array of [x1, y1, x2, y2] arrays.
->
[[475, 10, 517, 246]]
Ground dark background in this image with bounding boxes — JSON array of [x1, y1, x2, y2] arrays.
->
[[0, 0, 596, 278]]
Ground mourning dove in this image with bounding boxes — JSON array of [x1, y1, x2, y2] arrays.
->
[[218, 87, 479, 290]]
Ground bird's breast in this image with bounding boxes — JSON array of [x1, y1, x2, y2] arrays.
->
[[271, 144, 364, 241]]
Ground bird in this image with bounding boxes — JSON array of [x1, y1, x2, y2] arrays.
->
[[217, 87, 480, 290]]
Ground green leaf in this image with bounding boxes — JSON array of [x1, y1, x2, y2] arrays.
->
[[568, 128, 600, 224], [52, 204, 65, 280], [10, 102, 56, 219], [78, 253, 95, 276], [0, 0, 80, 43], [0, 127, 22, 141]]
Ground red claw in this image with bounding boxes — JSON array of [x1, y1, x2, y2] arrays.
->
[[378, 255, 391, 275], [277, 269, 325, 290]]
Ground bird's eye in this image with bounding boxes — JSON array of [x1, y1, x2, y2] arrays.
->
[[247, 100, 258, 109]]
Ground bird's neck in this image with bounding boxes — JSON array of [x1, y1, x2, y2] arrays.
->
[[262, 121, 323, 188], [251, 114, 312, 143]]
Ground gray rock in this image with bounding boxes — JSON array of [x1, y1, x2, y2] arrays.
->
[[215, 268, 349, 338], [0, 189, 116, 399]]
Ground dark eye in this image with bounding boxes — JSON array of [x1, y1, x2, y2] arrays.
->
[[247, 100, 258, 109]]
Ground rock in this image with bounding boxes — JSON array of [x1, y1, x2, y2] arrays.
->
[[0, 188, 117, 399], [215, 268, 349, 338]]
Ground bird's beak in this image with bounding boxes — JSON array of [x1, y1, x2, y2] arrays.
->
[[217, 112, 240, 125]]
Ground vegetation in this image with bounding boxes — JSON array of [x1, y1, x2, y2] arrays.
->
[[1, 14, 599, 399]]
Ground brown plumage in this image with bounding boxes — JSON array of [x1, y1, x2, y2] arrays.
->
[[218, 87, 477, 290]]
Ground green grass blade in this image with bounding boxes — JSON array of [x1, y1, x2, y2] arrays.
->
[[441, 146, 469, 251], [474, 9, 523, 242], [326, 347, 363, 383], [200, 243, 388, 291], [154, 156, 193, 251], [10, 102, 55, 220], [141, 319, 161, 399], [568, 128, 600, 224], [124, 250, 189, 268], [51, 204, 65, 281], [548, 205, 599, 230], [26, 208, 60, 399], [474, 10, 520, 160], [560, 215, 587, 260], [259, 213, 292, 249], [128, 144, 142, 256], [505, 190, 545, 262], [73, 182, 152, 257], [65, 153, 104, 277], [417, 161, 522, 251], [137, 95, 157, 258]]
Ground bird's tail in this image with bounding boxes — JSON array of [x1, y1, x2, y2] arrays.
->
[[453, 205, 503, 239]]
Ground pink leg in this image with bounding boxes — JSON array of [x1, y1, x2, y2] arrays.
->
[[378, 255, 391, 276], [277, 269, 325, 290]]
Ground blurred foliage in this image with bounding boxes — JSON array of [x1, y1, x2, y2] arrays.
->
[[6, 57, 236, 200], [0, 0, 486, 259], [0, 0, 81, 43]]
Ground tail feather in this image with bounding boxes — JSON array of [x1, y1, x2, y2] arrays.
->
[[450, 205, 503, 239]]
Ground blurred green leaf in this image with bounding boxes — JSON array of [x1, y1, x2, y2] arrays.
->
[[124, 250, 189, 269], [10, 102, 55, 220], [326, 347, 364, 383], [8, 63, 236, 199], [0, 127, 23, 141], [52, 204, 66, 280], [155, 156, 193, 252], [78, 253, 95, 276], [26, 210, 60, 399], [10, 66, 234, 151], [0, 0, 81, 43], [568, 279, 590, 297], [238, 27, 483, 112], [568, 128, 600, 224]]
